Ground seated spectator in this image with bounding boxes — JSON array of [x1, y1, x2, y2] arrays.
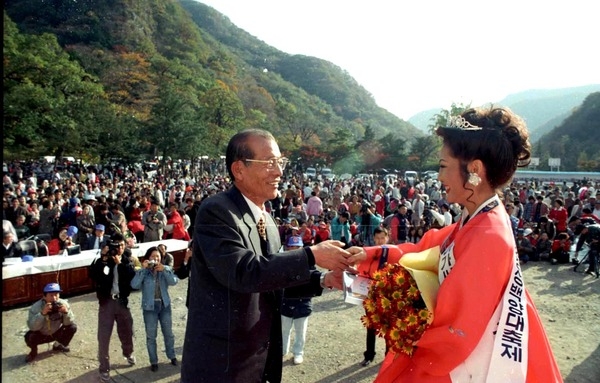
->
[[313, 221, 330, 244], [549, 232, 571, 264], [1, 230, 17, 262], [87, 224, 110, 251], [24, 283, 77, 363], [47, 226, 77, 255], [516, 228, 535, 263], [535, 232, 553, 261], [14, 214, 31, 240]]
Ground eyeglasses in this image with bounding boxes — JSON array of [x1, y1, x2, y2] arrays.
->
[[244, 157, 289, 171]]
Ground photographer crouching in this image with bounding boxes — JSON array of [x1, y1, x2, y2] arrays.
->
[[25, 283, 77, 363], [88, 233, 138, 382]]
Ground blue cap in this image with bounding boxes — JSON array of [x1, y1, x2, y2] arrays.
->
[[43, 282, 62, 293], [95, 224, 105, 231], [67, 226, 78, 237], [286, 235, 303, 247]]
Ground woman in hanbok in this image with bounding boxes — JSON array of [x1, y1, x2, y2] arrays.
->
[[348, 106, 562, 382]]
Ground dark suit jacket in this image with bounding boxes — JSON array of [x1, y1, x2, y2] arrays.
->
[[181, 186, 323, 383], [86, 235, 110, 251]]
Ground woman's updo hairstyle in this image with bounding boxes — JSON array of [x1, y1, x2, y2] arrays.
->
[[436, 106, 531, 190]]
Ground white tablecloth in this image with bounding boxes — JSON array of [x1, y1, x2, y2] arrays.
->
[[2, 239, 189, 280]]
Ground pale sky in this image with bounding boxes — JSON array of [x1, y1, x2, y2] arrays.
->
[[197, 0, 600, 120]]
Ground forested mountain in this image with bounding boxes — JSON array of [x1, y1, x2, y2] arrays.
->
[[3, 0, 420, 174], [534, 92, 600, 172]]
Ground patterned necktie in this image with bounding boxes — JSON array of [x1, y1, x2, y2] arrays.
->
[[257, 216, 267, 241]]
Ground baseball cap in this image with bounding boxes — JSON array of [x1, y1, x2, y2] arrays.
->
[[95, 224, 105, 231], [287, 236, 303, 247], [43, 282, 62, 293]]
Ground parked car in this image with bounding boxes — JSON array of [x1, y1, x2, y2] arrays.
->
[[320, 167, 334, 180], [304, 167, 317, 180]]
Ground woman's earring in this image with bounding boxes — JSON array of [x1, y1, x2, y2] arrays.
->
[[468, 172, 481, 186]]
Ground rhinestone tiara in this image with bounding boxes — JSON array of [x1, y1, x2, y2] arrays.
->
[[447, 116, 483, 131]]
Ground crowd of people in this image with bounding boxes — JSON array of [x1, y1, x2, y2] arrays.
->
[[3, 107, 600, 381]]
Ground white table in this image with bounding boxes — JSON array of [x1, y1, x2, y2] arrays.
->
[[2, 239, 188, 280], [2, 239, 189, 308]]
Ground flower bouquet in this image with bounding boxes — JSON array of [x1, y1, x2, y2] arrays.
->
[[361, 246, 440, 356]]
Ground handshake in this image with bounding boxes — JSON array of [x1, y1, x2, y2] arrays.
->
[[307, 240, 367, 290]]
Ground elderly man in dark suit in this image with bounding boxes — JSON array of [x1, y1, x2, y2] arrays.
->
[[86, 224, 110, 251], [181, 129, 352, 383]]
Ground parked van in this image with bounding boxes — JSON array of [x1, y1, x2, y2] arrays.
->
[[404, 170, 418, 185], [320, 167, 334, 180]]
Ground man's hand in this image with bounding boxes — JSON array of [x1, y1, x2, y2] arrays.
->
[[323, 270, 344, 290], [310, 240, 352, 271], [41, 301, 53, 315], [58, 303, 69, 314], [113, 254, 122, 265]]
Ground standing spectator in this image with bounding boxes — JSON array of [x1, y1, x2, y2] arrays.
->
[[157, 243, 174, 267], [184, 195, 202, 239], [131, 246, 179, 372], [281, 235, 314, 365], [330, 211, 351, 246], [390, 204, 411, 244], [360, 225, 391, 367], [174, 241, 193, 307], [142, 198, 167, 242], [549, 199, 568, 234], [523, 195, 536, 223], [76, 205, 96, 249], [505, 203, 519, 238], [356, 203, 382, 246], [24, 283, 77, 363], [410, 194, 425, 228], [88, 233, 137, 382], [163, 202, 190, 241], [532, 195, 549, 224], [6, 197, 28, 225], [373, 186, 386, 217], [305, 191, 323, 219]]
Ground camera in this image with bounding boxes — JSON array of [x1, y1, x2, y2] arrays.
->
[[51, 301, 63, 313], [108, 241, 121, 256], [147, 260, 157, 269]]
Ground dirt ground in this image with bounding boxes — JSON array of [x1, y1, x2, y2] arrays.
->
[[2, 261, 599, 383]]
